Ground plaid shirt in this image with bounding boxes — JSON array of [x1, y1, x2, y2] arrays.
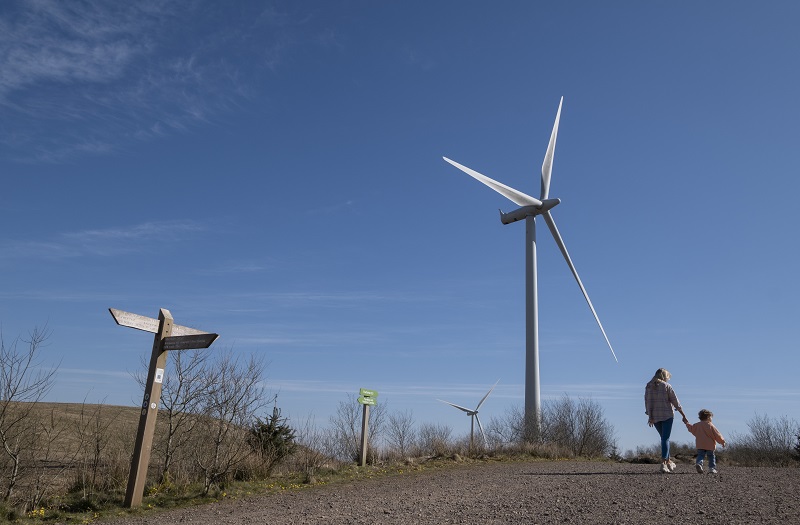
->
[[644, 380, 682, 423]]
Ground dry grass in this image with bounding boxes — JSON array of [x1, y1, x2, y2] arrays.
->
[[27, 402, 141, 460]]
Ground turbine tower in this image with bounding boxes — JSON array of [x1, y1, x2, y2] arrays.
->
[[438, 380, 499, 453], [443, 97, 617, 438]]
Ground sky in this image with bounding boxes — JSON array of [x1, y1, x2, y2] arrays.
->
[[1, 1, 799, 454]]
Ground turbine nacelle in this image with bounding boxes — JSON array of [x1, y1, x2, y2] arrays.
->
[[499, 198, 561, 225]]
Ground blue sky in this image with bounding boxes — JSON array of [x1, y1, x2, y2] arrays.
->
[[1, 1, 798, 453]]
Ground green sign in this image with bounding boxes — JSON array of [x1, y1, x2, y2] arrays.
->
[[358, 396, 377, 406], [359, 388, 378, 398]]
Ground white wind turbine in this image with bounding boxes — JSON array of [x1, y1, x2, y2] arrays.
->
[[437, 380, 499, 453], [443, 97, 617, 437]]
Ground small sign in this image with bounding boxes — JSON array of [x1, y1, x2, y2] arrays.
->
[[162, 333, 219, 351], [359, 388, 378, 398], [358, 396, 376, 406], [154, 368, 164, 384]]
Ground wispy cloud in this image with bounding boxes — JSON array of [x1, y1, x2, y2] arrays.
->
[[195, 260, 270, 275], [0, 219, 204, 260], [0, 0, 291, 162]]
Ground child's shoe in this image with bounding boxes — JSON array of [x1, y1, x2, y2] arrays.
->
[[695, 464, 704, 473], [709, 468, 718, 474], [660, 463, 671, 473], [668, 460, 676, 472]]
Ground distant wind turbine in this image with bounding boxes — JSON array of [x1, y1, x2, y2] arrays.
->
[[438, 380, 499, 453], [443, 97, 617, 437]]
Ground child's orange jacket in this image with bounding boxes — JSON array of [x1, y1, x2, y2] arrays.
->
[[685, 420, 725, 450]]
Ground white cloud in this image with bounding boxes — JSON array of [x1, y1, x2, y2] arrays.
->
[[0, 219, 204, 260], [0, 0, 290, 162]]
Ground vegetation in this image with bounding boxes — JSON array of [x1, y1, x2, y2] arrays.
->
[[727, 414, 800, 467], [1, 325, 797, 524], [248, 406, 297, 475]]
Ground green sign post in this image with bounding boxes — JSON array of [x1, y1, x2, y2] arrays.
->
[[358, 388, 378, 466]]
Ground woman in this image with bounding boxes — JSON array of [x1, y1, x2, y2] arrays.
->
[[644, 368, 687, 473]]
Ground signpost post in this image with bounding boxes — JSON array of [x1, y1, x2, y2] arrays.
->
[[357, 388, 378, 467], [109, 308, 218, 508]]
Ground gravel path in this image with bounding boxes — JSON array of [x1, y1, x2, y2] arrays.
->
[[110, 460, 799, 524]]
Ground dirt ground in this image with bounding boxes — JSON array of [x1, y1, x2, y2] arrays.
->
[[110, 460, 799, 525]]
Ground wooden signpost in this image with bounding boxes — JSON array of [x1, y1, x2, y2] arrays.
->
[[358, 388, 378, 467], [109, 308, 218, 508]]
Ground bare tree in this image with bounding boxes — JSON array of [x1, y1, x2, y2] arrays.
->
[[386, 409, 416, 459], [0, 326, 57, 502], [150, 349, 212, 484], [193, 351, 272, 494]]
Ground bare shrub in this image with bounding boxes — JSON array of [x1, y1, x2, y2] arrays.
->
[[73, 401, 119, 499], [385, 409, 416, 460], [27, 407, 75, 511], [728, 414, 799, 466], [488, 405, 521, 446], [416, 422, 452, 457], [288, 416, 339, 483], [539, 395, 614, 457], [486, 397, 614, 458]]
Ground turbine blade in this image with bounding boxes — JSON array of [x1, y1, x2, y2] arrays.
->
[[437, 399, 472, 413], [475, 414, 488, 446], [542, 211, 619, 362], [541, 96, 563, 200], [443, 157, 542, 207], [475, 379, 500, 411]]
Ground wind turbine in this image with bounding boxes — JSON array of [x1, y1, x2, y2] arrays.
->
[[443, 97, 617, 438], [437, 380, 499, 453]]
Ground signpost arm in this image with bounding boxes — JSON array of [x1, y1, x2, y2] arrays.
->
[[124, 308, 173, 507], [359, 404, 370, 467]]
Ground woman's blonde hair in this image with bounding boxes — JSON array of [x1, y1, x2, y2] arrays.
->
[[650, 368, 671, 383]]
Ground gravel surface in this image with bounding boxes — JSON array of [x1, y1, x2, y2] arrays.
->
[[110, 460, 799, 524]]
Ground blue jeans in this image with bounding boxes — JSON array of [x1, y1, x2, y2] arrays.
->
[[696, 449, 716, 470], [654, 418, 674, 460]]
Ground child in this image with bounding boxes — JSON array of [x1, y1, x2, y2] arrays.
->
[[683, 409, 726, 474]]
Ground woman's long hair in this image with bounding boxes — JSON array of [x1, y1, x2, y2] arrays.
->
[[648, 368, 671, 386]]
